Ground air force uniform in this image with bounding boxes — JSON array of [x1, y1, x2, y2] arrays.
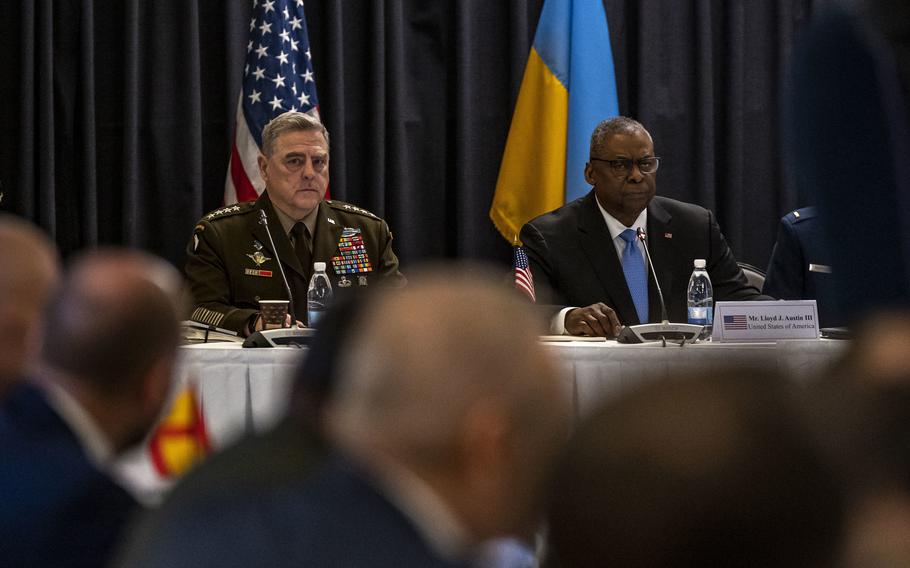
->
[[763, 207, 841, 327], [185, 193, 405, 333]]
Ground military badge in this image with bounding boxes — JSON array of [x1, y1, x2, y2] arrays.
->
[[358, 275, 369, 287], [330, 227, 373, 275], [244, 268, 273, 277], [246, 251, 272, 266], [338, 275, 352, 288]]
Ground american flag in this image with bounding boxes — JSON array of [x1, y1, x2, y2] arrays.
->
[[225, 0, 320, 204], [513, 245, 536, 302], [723, 314, 748, 331]]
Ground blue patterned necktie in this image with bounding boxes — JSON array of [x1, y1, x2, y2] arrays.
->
[[619, 229, 649, 323]]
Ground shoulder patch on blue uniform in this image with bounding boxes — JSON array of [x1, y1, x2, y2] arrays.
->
[[788, 207, 817, 224]]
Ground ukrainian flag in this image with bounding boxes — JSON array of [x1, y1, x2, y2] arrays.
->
[[490, 0, 619, 243]]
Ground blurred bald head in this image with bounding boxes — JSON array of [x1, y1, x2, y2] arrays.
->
[[41, 249, 184, 394], [547, 369, 844, 567], [0, 215, 59, 393], [330, 266, 570, 539], [37, 249, 185, 453]]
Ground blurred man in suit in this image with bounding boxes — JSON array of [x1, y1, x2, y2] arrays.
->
[[0, 249, 184, 568], [0, 214, 59, 397], [763, 207, 844, 327], [323, 269, 570, 566], [521, 117, 765, 338], [786, 1, 910, 323], [114, 295, 365, 567], [115, 268, 570, 568], [545, 369, 845, 567]]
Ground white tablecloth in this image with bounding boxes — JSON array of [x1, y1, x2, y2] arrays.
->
[[115, 338, 848, 502], [542, 339, 848, 417]]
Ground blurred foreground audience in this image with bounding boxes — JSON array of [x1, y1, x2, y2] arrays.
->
[[545, 370, 845, 567], [0, 249, 184, 567], [116, 294, 365, 565], [0, 214, 59, 398], [118, 267, 570, 567]]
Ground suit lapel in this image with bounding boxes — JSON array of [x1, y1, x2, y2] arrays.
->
[[646, 198, 675, 322], [251, 194, 307, 280], [576, 192, 641, 324]]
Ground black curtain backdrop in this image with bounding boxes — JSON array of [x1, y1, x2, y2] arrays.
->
[[1, 0, 816, 273]]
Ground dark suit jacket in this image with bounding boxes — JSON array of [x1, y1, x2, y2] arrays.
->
[[520, 192, 763, 325], [0, 383, 138, 568], [116, 455, 467, 568], [763, 207, 843, 327], [185, 193, 405, 332]]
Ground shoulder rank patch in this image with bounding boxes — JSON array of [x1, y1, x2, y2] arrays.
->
[[203, 202, 254, 222], [325, 200, 380, 220]]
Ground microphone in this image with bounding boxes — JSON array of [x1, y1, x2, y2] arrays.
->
[[616, 227, 704, 345], [637, 227, 669, 324], [244, 209, 312, 348], [258, 209, 296, 321]]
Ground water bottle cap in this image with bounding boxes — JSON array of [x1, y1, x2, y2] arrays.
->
[[693, 258, 706, 269], [313, 261, 327, 272]]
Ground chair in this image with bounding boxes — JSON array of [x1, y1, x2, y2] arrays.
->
[[738, 262, 766, 292]]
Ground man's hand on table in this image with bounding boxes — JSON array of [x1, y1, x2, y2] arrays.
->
[[565, 304, 622, 338]]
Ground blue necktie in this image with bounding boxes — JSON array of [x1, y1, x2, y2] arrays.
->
[[619, 229, 649, 323]]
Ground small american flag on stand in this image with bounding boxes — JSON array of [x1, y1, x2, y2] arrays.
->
[[513, 245, 536, 302], [225, 0, 321, 204]]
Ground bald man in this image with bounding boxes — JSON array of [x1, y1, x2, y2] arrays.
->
[[0, 249, 184, 568], [0, 214, 59, 397], [115, 268, 570, 568], [325, 270, 571, 563]]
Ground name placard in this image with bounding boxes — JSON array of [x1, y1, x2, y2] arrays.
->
[[712, 300, 820, 342]]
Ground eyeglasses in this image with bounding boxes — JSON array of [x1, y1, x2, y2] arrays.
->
[[590, 156, 661, 177]]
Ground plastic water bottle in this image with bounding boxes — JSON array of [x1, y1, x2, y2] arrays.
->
[[687, 258, 713, 341], [306, 262, 334, 328]]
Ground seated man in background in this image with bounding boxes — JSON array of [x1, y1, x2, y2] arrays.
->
[[545, 369, 845, 567], [185, 111, 405, 336], [0, 249, 184, 568], [521, 117, 765, 338], [763, 206, 844, 327], [0, 214, 59, 398], [114, 268, 570, 567]]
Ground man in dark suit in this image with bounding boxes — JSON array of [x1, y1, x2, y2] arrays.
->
[[185, 111, 405, 336], [763, 207, 843, 327], [114, 269, 570, 568], [520, 116, 764, 337], [0, 249, 184, 568]]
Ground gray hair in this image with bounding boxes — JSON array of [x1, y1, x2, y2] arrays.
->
[[329, 266, 569, 469], [261, 111, 330, 156], [590, 116, 652, 155]]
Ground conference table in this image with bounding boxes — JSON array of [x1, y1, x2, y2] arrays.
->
[[114, 337, 849, 503]]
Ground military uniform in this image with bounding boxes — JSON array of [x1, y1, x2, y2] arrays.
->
[[186, 193, 405, 333], [763, 207, 842, 327]]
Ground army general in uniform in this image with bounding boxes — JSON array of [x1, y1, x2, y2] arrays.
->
[[185, 111, 405, 336]]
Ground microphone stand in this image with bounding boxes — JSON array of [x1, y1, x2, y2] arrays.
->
[[243, 209, 314, 348], [616, 228, 704, 345]]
